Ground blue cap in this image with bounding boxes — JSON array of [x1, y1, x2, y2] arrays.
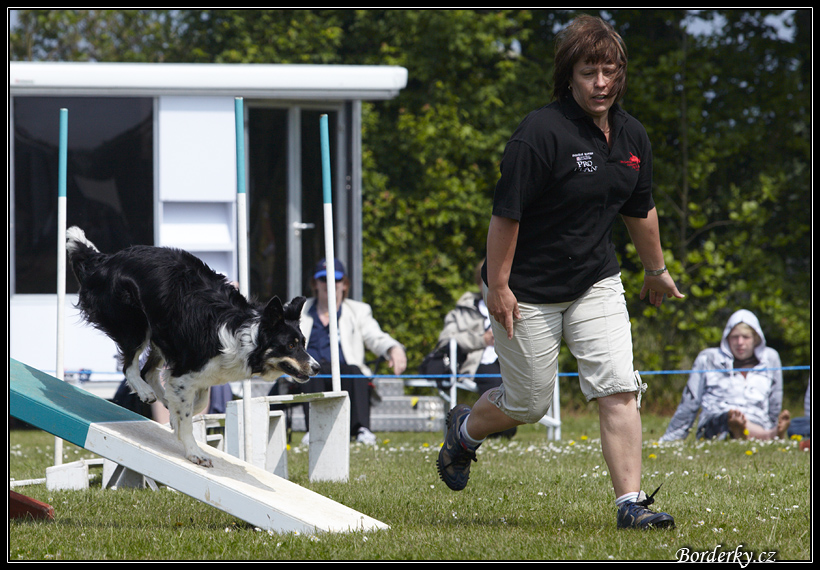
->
[[314, 258, 345, 280]]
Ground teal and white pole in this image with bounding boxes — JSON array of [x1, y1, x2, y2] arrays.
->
[[235, 97, 250, 297], [235, 97, 253, 461], [320, 115, 341, 393], [55, 108, 68, 465]]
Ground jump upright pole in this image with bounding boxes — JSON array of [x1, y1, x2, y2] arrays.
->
[[54, 108, 68, 466], [235, 97, 253, 461], [235, 97, 250, 296], [320, 114, 341, 393]]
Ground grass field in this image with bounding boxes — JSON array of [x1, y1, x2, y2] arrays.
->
[[9, 411, 812, 561]]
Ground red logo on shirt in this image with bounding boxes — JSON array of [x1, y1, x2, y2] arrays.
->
[[621, 153, 641, 171]]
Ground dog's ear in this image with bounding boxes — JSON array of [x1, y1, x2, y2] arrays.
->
[[262, 296, 284, 323], [285, 296, 307, 318], [284, 297, 307, 321]]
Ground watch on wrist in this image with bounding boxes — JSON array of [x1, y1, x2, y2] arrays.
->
[[644, 266, 667, 276]]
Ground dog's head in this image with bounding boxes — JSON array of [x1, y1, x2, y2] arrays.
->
[[249, 295, 320, 382]]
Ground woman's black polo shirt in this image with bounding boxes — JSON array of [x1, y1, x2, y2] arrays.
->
[[488, 96, 655, 304]]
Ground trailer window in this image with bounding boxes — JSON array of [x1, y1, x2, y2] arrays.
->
[[12, 96, 154, 294]]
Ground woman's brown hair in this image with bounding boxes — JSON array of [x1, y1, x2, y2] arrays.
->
[[552, 14, 628, 103]]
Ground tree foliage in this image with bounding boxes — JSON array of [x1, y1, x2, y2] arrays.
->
[[10, 9, 811, 408]]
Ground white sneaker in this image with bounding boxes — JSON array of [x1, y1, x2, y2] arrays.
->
[[356, 427, 377, 445]]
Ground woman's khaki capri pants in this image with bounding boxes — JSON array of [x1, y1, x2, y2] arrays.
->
[[485, 274, 645, 424]]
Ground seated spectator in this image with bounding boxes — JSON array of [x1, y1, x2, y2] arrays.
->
[[291, 258, 406, 445], [660, 309, 790, 442]]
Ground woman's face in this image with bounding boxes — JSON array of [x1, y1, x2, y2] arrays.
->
[[569, 59, 618, 121]]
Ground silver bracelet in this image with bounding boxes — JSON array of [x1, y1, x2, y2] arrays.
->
[[644, 266, 667, 276]]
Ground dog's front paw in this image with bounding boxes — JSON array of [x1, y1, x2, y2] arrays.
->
[[126, 377, 158, 404], [134, 383, 158, 404], [187, 453, 213, 468], [139, 393, 158, 405]]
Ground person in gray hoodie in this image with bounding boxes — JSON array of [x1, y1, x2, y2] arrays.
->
[[660, 309, 790, 442]]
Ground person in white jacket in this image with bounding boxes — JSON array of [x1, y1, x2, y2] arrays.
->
[[297, 259, 406, 444], [659, 309, 790, 442]]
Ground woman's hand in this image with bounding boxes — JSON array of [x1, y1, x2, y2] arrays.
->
[[640, 272, 684, 307], [486, 285, 521, 340]]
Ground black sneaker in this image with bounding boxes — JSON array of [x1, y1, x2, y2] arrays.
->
[[616, 486, 676, 529], [436, 404, 477, 491]]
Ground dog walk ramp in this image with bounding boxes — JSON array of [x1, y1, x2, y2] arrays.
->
[[9, 358, 388, 535]]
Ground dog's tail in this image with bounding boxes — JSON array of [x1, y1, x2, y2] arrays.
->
[[65, 226, 102, 284]]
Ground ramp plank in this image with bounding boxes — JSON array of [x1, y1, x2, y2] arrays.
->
[[10, 358, 388, 534]]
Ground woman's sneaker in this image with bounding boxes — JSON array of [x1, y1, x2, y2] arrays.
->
[[436, 404, 477, 491], [617, 486, 676, 529]]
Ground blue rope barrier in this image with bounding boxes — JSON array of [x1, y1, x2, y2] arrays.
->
[[56, 365, 810, 381], [300, 365, 811, 380]]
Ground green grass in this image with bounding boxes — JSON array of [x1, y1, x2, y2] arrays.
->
[[9, 412, 811, 561]]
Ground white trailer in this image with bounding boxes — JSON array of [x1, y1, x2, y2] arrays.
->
[[9, 61, 407, 389]]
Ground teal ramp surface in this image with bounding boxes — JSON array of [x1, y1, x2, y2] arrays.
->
[[10, 358, 148, 447]]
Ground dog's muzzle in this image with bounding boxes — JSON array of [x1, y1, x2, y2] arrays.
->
[[276, 357, 320, 382]]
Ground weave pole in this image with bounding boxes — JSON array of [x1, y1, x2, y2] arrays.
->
[[54, 108, 68, 466], [320, 114, 341, 393], [235, 97, 253, 461]]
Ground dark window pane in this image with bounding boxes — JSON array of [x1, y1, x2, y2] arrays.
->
[[13, 96, 154, 293], [248, 107, 289, 302], [247, 108, 338, 301]]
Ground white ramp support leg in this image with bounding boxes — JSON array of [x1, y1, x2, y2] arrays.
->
[[307, 392, 350, 482], [192, 414, 227, 451], [102, 460, 159, 490], [10, 358, 387, 535], [226, 400, 289, 479], [226, 392, 350, 483]]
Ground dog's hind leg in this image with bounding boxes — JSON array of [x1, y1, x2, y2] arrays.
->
[[165, 377, 213, 467]]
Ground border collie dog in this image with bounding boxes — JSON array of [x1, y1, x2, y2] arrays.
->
[[65, 226, 319, 467]]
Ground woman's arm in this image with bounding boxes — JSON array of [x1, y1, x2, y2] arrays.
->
[[622, 207, 684, 307], [484, 215, 521, 339]]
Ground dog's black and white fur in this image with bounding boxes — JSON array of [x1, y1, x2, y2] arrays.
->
[[65, 226, 319, 467]]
